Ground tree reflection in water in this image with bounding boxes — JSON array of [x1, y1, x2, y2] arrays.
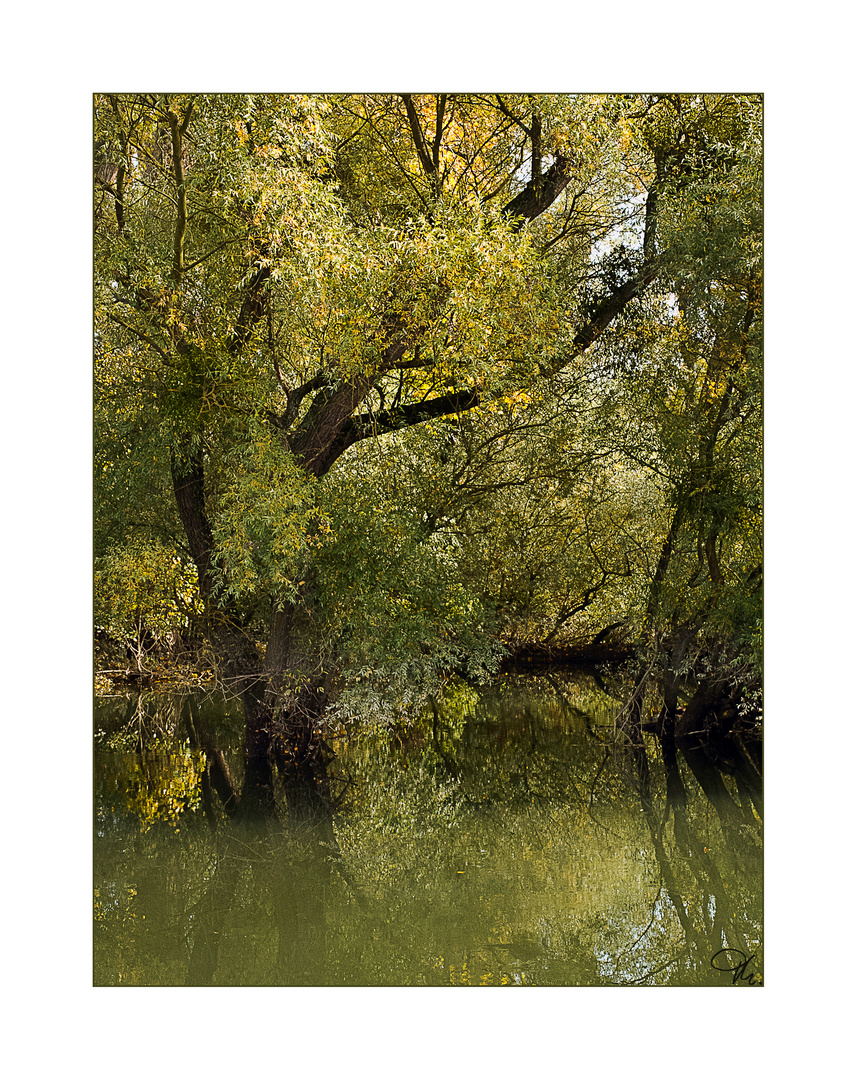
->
[[93, 672, 761, 986]]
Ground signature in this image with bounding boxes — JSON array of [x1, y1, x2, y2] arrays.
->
[[710, 948, 762, 986]]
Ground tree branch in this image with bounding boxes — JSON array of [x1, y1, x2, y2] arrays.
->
[[107, 95, 128, 235], [401, 93, 434, 175], [227, 265, 271, 357], [401, 93, 446, 199], [181, 234, 246, 273], [432, 95, 448, 175], [501, 153, 574, 229], [548, 181, 662, 375], [165, 98, 195, 282], [328, 388, 482, 463], [105, 310, 171, 363], [170, 447, 216, 601]]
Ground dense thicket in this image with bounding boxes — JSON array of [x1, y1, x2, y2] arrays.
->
[[94, 93, 761, 815]]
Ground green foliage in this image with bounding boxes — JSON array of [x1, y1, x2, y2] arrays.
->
[[338, 394, 663, 649], [210, 418, 319, 606], [310, 457, 504, 722], [95, 537, 199, 641]]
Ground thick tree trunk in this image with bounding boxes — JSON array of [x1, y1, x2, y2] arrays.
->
[[237, 590, 332, 820]]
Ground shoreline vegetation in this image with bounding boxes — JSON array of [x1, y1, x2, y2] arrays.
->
[[94, 626, 636, 694], [94, 627, 761, 749]]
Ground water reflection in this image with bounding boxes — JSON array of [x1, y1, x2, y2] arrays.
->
[[94, 672, 761, 986]]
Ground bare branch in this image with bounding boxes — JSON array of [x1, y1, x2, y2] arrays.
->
[[105, 310, 171, 363], [401, 93, 447, 199], [401, 93, 434, 177]]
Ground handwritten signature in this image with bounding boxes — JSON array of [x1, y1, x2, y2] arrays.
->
[[710, 948, 762, 985]]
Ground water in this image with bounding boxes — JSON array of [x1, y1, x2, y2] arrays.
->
[[93, 672, 762, 986]]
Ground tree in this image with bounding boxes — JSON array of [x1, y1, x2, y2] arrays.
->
[[94, 92, 760, 817], [584, 95, 763, 819]]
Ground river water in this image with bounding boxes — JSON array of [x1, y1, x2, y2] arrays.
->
[[93, 671, 762, 986]]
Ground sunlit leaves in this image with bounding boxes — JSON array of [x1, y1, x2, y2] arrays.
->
[[95, 537, 200, 640]]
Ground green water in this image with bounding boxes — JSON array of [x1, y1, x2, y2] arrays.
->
[[93, 673, 762, 986]]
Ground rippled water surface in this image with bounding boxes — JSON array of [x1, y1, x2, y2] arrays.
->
[[94, 673, 762, 986]]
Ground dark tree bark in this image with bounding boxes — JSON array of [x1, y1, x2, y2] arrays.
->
[[171, 446, 278, 818], [502, 154, 575, 228], [655, 706, 688, 813]]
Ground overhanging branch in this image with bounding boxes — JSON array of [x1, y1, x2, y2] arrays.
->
[[326, 388, 482, 463]]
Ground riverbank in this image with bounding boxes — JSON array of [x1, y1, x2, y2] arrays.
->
[[95, 630, 634, 696], [94, 633, 217, 694]]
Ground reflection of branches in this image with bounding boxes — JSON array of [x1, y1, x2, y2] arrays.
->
[[644, 808, 703, 950], [669, 805, 757, 954], [612, 948, 688, 987], [626, 767, 761, 984], [184, 838, 243, 985], [588, 749, 610, 813], [612, 660, 655, 743], [585, 758, 626, 841], [618, 883, 664, 956]]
